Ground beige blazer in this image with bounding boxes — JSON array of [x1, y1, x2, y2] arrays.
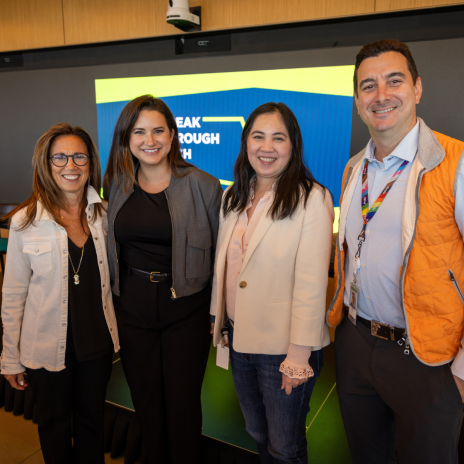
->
[[210, 185, 334, 354]]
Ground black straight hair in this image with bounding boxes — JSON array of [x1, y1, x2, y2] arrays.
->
[[223, 102, 327, 220]]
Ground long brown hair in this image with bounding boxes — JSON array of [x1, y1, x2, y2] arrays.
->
[[223, 102, 326, 220], [103, 95, 193, 195], [3, 123, 102, 231]]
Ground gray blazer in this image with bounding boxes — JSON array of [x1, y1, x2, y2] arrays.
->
[[107, 166, 223, 299]]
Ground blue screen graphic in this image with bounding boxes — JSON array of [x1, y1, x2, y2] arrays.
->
[[97, 88, 353, 206]]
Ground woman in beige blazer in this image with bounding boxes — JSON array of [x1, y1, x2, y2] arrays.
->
[[210, 102, 333, 464]]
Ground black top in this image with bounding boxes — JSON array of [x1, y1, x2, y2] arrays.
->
[[113, 182, 211, 328], [115, 184, 172, 272], [66, 235, 112, 361]]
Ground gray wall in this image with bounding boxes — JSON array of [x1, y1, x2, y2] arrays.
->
[[1, 37, 464, 203]]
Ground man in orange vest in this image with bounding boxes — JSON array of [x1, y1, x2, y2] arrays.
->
[[327, 39, 464, 463]]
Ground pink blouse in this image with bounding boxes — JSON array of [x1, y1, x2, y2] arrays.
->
[[224, 184, 313, 379]]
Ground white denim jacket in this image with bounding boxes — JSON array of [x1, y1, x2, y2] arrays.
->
[[1, 187, 119, 374]]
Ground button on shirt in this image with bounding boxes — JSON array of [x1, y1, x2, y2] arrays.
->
[[225, 185, 274, 322], [344, 122, 464, 329]]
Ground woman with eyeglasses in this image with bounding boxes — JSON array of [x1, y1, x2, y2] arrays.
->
[[1, 123, 119, 464]]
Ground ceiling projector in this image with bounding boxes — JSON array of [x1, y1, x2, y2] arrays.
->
[[166, 0, 201, 32]]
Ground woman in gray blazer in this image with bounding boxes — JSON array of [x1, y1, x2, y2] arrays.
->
[[103, 95, 222, 464]]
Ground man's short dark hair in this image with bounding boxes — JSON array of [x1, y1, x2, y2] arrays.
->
[[354, 39, 419, 95]]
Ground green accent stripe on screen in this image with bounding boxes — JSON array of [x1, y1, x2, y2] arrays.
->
[[203, 116, 246, 128], [219, 179, 234, 186], [95, 66, 355, 104]]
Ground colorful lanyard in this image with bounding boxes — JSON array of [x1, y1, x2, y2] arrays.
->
[[361, 158, 409, 224], [353, 158, 410, 276]]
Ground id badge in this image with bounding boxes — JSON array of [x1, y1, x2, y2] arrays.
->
[[349, 283, 358, 326], [216, 340, 230, 370]]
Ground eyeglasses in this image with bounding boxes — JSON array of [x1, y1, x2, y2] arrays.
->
[[49, 154, 91, 167]]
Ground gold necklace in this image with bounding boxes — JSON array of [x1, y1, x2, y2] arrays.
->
[[68, 244, 84, 285], [61, 215, 79, 221]]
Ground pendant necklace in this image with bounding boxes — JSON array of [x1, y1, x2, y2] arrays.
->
[[69, 244, 84, 285]]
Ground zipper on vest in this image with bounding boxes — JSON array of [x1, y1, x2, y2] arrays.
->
[[397, 333, 410, 355], [164, 190, 177, 299], [399, 166, 425, 363], [448, 269, 464, 306]]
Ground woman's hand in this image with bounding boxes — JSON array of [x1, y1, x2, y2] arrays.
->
[[5, 373, 28, 391], [281, 373, 307, 396], [210, 322, 215, 335]]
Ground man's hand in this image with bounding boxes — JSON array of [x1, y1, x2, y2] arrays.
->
[[281, 373, 307, 396], [5, 373, 28, 391], [210, 322, 215, 335], [453, 375, 464, 403]]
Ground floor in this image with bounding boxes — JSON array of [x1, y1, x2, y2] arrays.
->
[[0, 406, 125, 464]]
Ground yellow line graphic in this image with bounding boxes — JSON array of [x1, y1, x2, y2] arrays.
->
[[202, 116, 246, 129], [306, 383, 337, 432]]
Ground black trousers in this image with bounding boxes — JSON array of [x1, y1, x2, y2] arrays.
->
[[26, 351, 113, 464], [114, 271, 211, 464], [335, 315, 463, 464]]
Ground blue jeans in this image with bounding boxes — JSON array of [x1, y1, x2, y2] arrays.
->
[[228, 322, 323, 464]]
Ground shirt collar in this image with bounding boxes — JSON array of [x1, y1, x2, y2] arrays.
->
[[249, 178, 277, 202], [86, 185, 102, 206], [35, 186, 102, 222], [365, 120, 420, 164]]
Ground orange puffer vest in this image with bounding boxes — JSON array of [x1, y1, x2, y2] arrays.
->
[[328, 120, 464, 365]]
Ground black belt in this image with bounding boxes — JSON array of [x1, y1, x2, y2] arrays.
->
[[127, 264, 171, 283], [357, 315, 405, 342], [343, 306, 405, 342]]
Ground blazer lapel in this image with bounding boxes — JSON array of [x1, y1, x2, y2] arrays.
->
[[240, 199, 274, 273], [217, 211, 239, 267]]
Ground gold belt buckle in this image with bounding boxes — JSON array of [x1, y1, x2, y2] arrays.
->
[[370, 320, 390, 340], [150, 271, 160, 283]]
